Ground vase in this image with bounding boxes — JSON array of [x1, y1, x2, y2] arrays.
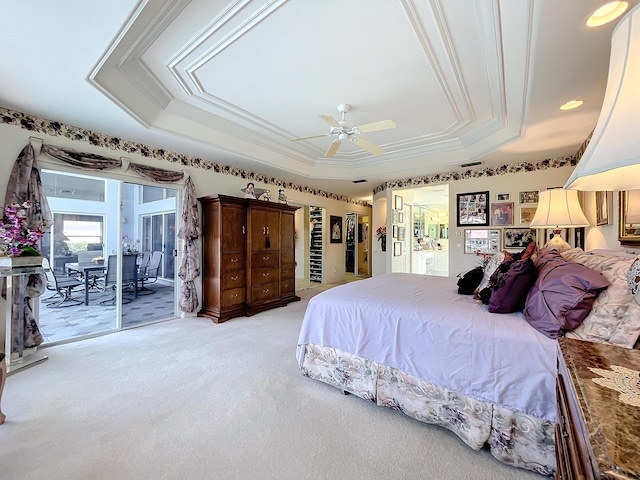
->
[[381, 236, 386, 252], [0, 255, 44, 269]]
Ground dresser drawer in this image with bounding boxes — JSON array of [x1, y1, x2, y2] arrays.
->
[[251, 282, 278, 302], [252, 252, 278, 268], [221, 287, 245, 308], [281, 250, 294, 266], [281, 264, 294, 279], [252, 267, 278, 285], [221, 270, 245, 290], [281, 277, 295, 295], [222, 252, 245, 270]]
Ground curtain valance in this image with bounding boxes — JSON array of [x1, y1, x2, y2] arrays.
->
[[42, 144, 185, 183]]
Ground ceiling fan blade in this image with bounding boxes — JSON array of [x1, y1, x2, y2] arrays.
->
[[355, 119, 396, 133], [319, 115, 341, 128], [353, 137, 384, 156], [325, 140, 341, 158], [289, 133, 330, 142]]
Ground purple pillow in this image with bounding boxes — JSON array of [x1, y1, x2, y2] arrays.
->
[[488, 258, 535, 313], [523, 249, 609, 338]]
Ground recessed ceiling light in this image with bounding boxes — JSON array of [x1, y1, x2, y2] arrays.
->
[[586, 1, 628, 27], [560, 100, 584, 110]]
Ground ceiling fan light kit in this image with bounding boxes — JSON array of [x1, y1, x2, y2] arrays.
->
[[290, 103, 396, 158]]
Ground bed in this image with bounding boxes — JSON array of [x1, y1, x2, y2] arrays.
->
[[297, 273, 558, 476], [296, 248, 640, 476]]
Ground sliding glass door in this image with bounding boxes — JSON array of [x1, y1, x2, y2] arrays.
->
[[37, 171, 178, 345]]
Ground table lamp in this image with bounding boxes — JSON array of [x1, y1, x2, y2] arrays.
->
[[530, 187, 590, 251]]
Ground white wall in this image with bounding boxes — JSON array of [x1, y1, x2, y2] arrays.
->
[[0, 122, 371, 328], [373, 164, 632, 277]]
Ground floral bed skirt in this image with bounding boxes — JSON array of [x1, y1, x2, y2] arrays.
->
[[300, 343, 556, 476]]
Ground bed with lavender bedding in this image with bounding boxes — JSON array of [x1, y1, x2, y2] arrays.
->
[[296, 273, 558, 476]]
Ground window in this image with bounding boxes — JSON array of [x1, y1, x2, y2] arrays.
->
[[41, 171, 106, 202], [141, 185, 176, 204]]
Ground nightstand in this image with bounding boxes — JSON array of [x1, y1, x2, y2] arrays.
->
[[555, 337, 640, 479]]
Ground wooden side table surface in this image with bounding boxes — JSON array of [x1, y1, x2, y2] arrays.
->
[[558, 337, 640, 479]]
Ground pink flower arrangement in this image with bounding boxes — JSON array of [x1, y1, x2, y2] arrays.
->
[[376, 225, 386, 240], [0, 201, 44, 257]]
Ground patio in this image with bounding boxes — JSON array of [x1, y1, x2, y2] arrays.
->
[[38, 282, 176, 344]]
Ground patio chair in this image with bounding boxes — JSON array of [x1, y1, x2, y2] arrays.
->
[[138, 250, 162, 294], [42, 257, 84, 308], [99, 254, 139, 306]]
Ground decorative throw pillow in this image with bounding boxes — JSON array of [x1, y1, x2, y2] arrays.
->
[[457, 266, 484, 295], [512, 240, 537, 262], [523, 249, 609, 339], [560, 249, 640, 348], [488, 258, 536, 313], [627, 255, 640, 302], [475, 251, 509, 295]]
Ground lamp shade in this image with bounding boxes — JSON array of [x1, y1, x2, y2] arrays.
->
[[564, 2, 640, 191], [530, 188, 590, 228]]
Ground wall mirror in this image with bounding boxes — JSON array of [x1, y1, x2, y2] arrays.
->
[[618, 190, 640, 246]]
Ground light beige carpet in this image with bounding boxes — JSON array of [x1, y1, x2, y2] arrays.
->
[[0, 286, 542, 480]]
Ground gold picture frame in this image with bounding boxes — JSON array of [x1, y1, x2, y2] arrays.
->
[[618, 191, 640, 246]]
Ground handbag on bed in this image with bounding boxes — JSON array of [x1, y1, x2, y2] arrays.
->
[[457, 266, 484, 295]]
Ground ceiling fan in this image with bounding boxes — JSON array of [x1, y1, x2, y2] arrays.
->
[[289, 104, 396, 158]]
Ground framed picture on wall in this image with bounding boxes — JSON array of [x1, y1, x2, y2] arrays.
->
[[519, 206, 537, 224], [395, 195, 403, 210], [464, 229, 501, 254], [392, 224, 399, 238], [456, 191, 489, 226], [329, 216, 342, 244], [574, 227, 585, 250], [496, 193, 510, 201], [519, 191, 539, 204], [393, 242, 402, 256], [596, 191, 611, 226], [398, 227, 406, 241], [490, 202, 514, 226], [503, 228, 537, 250]]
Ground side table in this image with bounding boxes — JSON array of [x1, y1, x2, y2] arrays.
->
[[2, 266, 49, 374]]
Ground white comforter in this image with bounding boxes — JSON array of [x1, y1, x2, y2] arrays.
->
[[297, 273, 558, 421]]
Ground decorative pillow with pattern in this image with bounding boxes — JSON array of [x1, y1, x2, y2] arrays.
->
[[627, 255, 640, 306], [561, 248, 640, 348], [475, 251, 509, 295]]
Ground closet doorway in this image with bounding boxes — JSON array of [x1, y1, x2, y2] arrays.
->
[[37, 169, 178, 345], [345, 213, 369, 278]]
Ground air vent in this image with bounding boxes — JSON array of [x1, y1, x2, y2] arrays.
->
[[352, 179, 367, 183], [460, 161, 482, 168], [59, 189, 75, 194]]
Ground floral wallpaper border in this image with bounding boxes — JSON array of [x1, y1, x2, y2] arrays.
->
[[1, 106, 589, 205], [372, 133, 591, 195], [0, 107, 371, 207], [372, 155, 579, 196]]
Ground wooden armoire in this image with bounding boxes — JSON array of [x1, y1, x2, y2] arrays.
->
[[197, 194, 300, 323]]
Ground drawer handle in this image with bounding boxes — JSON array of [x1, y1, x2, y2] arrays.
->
[[230, 258, 238, 263], [283, 269, 289, 274], [262, 256, 270, 260], [231, 275, 239, 281], [284, 283, 289, 288], [262, 288, 269, 294], [231, 293, 238, 298], [263, 272, 270, 277]]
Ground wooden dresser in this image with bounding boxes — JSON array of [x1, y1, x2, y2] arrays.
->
[[555, 337, 640, 480], [198, 194, 300, 323]]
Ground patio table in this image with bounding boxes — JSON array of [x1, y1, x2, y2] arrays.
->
[[64, 262, 106, 306]]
